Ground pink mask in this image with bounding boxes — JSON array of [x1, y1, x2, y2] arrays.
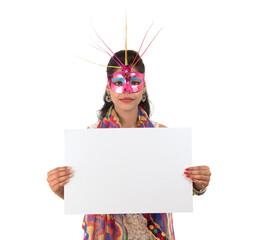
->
[[81, 20, 162, 92], [107, 66, 145, 94]]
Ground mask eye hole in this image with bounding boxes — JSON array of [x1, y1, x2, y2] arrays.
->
[[131, 81, 140, 85], [113, 81, 123, 86], [112, 78, 124, 86], [130, 77, 142, 85]]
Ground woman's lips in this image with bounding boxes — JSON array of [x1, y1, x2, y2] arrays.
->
[[120, 98, 134, 102]]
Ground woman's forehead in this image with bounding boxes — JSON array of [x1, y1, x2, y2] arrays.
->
[[113, 67, 139, 74]]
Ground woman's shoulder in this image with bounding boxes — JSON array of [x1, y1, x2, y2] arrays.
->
[[150, 120, 167, 128], [86, 122, 100, 129]]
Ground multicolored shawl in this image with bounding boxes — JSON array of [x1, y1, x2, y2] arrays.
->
[[82, 105, 175, 240], [97, 105, 154, 128]]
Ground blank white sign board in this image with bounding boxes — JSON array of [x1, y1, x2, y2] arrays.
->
[[64, 128, 192, 214]]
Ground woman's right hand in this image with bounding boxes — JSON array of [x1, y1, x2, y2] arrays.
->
[[47, 166, 73, 200]]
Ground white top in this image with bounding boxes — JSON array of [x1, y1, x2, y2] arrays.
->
[[86, 119, 161, 240]]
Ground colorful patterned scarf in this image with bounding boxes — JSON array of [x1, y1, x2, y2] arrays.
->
[[82, 105, 175, 240], [97, 105, 154, 128]]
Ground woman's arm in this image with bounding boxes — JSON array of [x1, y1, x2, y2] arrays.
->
[[47, 166, 73, 200], [184, 166, 211, 192]]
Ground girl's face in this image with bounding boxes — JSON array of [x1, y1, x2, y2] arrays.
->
[[106, 67, 146, 112]]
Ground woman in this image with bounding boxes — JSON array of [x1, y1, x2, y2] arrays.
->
[[47, 50, 211, 240]]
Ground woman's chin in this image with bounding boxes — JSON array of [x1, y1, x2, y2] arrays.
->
[[116, 102, 138, 111]]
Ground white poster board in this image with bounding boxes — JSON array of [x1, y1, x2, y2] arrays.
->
[[64, 128, 192, 214]]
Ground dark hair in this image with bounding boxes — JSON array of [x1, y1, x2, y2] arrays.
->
[[97, 50, 152, 120]]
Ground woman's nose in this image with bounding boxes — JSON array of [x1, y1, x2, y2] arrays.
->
[[123, 81, 132, 93]]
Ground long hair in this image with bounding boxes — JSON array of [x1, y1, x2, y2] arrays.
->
[[97, 50, 152, 120]]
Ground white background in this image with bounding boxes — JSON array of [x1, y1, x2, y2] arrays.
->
[[0, 0, 252, 239]]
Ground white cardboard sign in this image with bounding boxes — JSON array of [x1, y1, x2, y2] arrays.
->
[[64, 128, 192, 214]]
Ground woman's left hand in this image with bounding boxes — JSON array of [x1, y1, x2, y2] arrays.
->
[[184, 165, 211, 191]]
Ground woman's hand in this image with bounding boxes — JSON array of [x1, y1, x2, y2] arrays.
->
[[184, 165, 211, 191], [47, 166, 73, 200]]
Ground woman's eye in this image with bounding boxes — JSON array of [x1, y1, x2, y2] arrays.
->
[[113, 81, 123, 86], [131, 80, 141, 85], [130, 77, 142, 85]]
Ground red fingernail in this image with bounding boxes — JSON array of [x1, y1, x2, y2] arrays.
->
[[185, 168, 190, 171], [184, 171, 189, 174], [192, 178, 196, 182], [186, 175, 190, 178]]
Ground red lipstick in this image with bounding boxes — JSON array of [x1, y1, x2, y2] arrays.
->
[[120, 97, 134, 102]]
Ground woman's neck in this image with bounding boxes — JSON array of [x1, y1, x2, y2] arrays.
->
[[114, 106, 138, 128]]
